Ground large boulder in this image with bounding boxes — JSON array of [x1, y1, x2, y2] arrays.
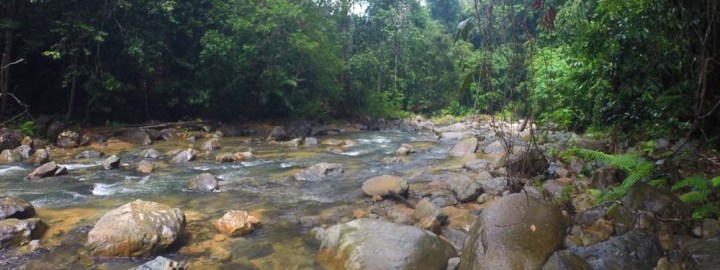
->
[[119, 128, 152, 145], [448, 137, 478, 157], [212, 211, 260, 236], [294, 162, 344, 181], [56, 130, 80, 149], [26, 161, 66, 179], [0, 197, 35, 220], [442, 173, 482, 202], [568, 230, 661, 270], [86, 200, 186, 257], [0, 149, 22, 163], [608, 182, 691, 234], [460, 193, 567, 270], [317, 218, 457, 270], [186, 173, 219, 192], [0, 128, 22, 151], [361, 175, 408, 197], [0, 218, 46, 249], [170, 149, 198, 163]]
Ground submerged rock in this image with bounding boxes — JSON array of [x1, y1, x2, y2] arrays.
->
[[0, 197, 35, 220], [212, 211, 260, 236], [317, 218, 457, 270], [294, 162, 344, 181], [0, 218, 46, 249], [86, 200, 186, 257], [187, 173, 219, 192], [460, 193, 566, 270], [395, 144, 415, 155], [215, 152, 235, 163], [361, 175, 408, 197]]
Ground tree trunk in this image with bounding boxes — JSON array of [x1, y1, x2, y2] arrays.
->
[[66, 52, 79, 119]]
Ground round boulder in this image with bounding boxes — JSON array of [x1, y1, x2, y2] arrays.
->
[[187, 173, 219, 192], [317, 218, 457, 270], [212, 211, 260, 236], [86, 200, 186, 257], [361, 175, 408, 197], [0, 196, 35, 220], [460, 193, 567, 270]]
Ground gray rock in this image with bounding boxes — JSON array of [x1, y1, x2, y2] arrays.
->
[[56, 130, 80, 148], [430, 190, 459, 207], [267, 126, 289, 141], [447, 257, 461, 270], [102, 155, 121, 170], [0, 149, 22, 163], [120, 128, 152, 145], [303, 137, 318, 146], [137, 160, 154, 174], [448, 138, 478, 157], [86, 200, 185, 257], [439, 132, 474, 141], [170, 149, 198, 163], [361, 175, 408, 197], [317, 219, 457, 270], [134, 256, 184, 270], [478, 176, 508, 196], [158, 129, 176, 141], [75, 150, 104, 159], [435, 123, 467, 133], [13, 145, 33, 160], [589, 167, 622, 190], [0, 128, 22, 151], [0, 196, 35, 220], [569, 230, 661, 270], [0, 218, 46, 249], [686, 234, 720, 270], [483, 140, 505, 154], [139, 148, 161, 159], [187, 173, 219, 192], [26, 161, 65, 179], [442, 228, 469, 253], [396, 144, 415, 155], [443, 173, 481, 202], [460, 193, 566, 270], [608, 183, 691, 234], [541, 251, 591, 270], [29, 149, 50, 165], [201, 138, 222, 151], [413, 198, 447, 223], [294, 162, 344, 181], [464, 159, 492, 172]]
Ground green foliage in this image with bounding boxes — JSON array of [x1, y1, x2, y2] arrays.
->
[[671, 175, 720, 219], [17, 120, 36, 136], [567, 148, 654, 201]]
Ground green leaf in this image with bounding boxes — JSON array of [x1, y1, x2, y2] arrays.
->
[[711, 176, 720, 188]]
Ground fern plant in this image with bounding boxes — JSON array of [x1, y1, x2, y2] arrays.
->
[[566, 148, 654, 202], [671, 175, 720, 219]]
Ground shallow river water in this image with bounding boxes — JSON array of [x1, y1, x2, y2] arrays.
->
[[1, 130, 458, 269]]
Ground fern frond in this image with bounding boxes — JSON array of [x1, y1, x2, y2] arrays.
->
[[679, 190, 709, 204], [621, 162, 653, 190], [648, 179, 667, 188], [711, 176, 720, 188], [692, 203, 718, 219], [671, 175, 709, 191]]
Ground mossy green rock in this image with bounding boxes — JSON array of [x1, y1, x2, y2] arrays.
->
[[317, 218, 456, 270], [460, 193, 567, 270]]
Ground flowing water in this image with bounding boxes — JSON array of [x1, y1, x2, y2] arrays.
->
[[0, 130, 459, 269]]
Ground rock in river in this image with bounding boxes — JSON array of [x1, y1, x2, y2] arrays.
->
[[201, 138, 222, 151], [212, 211, 260, 236], [361, 175, 408, 197], [460, 193, 567, 270], [187, 173, 219, 192], [448, 137, 478, 157], [86, 200, 186, 257], [0, 196, 35, 220], [137, 160, 155, 174], [102, 155, 121, 170], [294, 162, 344, 181], [26, 161, 67, 179], [317, 218, 457, 270], [0, 218, 46, 249], [170, 149, 198, 163]]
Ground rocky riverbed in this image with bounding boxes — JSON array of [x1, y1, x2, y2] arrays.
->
[[1, 117, 718, 269]]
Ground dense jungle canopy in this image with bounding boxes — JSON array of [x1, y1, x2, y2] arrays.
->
[[1, 0, 719, 143]]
